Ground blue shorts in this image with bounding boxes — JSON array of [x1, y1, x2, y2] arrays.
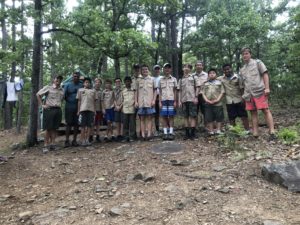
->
[[137, 107, 155, 116], [105, 108, 115, 122], [160, 100, 176, 117]]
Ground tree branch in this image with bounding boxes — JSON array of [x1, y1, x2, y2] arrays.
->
[[40, 28, 95, 48]]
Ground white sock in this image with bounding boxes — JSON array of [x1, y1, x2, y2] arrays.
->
[[163, 128, 168, 134], [169, 127, 174, 134]]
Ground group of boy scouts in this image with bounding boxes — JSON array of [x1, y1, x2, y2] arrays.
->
[[36, 47, 276, 153]]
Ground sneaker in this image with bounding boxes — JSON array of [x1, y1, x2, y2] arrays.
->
[[89, 135, 93, 143], [162, 134, 169, 140], [117, 135, 123, 142], [64, 140, 70, 148], [168, 133, 175, 140], [86, 141, 92, 146], [81, 141, 87, 147], [154, 130, 159, 137], [104, 137, 109, 142], [215, 130, 224, 135], [208, 131, 214, 136], [71, 140, 79, 147], [42, 146, 49, 154], [268, 133, 277, 142], [49, 145, 56, 151], [95, 135, 101, 143], [111, 136, 116, 141]]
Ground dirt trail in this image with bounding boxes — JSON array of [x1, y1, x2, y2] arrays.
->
[[0, 108, 300, 225]]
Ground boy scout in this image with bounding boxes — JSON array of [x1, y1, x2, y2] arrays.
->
[[91, 78, 103, 142], [37, 75, 64, 153], [219, 64, 250, 131], [201, 69, 225, 135], [102, 79, 115, 142], [122, 76, 136, 142], [77, 77, 97, 146], [178, 64, 200, 140], [135, 64, 156, 140], [240, 47, 275, 139], [159, 63, 177, 140], [114, 78, 123, 141]]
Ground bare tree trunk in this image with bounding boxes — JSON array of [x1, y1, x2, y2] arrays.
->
[[17, 0, 25, 133], [171, 15, 178, 79], [114, 57, 121, 78], [125, 56, 129, 77], [26, 0, 42, 146], [165, 17, 172, 63], [154, 22, 162, 65]]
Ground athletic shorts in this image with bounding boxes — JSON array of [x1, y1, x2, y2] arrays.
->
[[137, 107, 155, 116], [105, 108, 115, 122], [65, 107, 79, 126], [43, 107, 62, 130], [226, 102, 248, 120], [245, 95, 269, 111], [114, 111, 123, 123], [182, 102, 198, 118], [94, 111, 103, 125], [204, 105, 224, 123], [160, 100, 176, 117], [79, 111, 94, 127]]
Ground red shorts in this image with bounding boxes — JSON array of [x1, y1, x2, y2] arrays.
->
[[245, 95, 269, 111], [94, 111, 103, 125]]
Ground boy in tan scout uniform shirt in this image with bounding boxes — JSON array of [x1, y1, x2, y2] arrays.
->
[[131, 64, 142, 138], [77, 77, 97, 146], [91, 78, 103, 142], [114, 78, 123, 141], [122, 76, 136, 142], [219, 64, 250, 131], [102, 79, 115, 142], [178, 64, 201, 140], [240, 47, 275, 139], [37, 75, 64, 153], [193, 61, 208, 127], [159, 63, 177, 140], [135, 64, 156, 140], [201, 69, 225, 135]]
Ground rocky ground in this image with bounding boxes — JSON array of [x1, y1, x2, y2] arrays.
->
[[0, 108, 300, 225]]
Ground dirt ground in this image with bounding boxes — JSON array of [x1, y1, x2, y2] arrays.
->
[[0, 108, 300, 225]]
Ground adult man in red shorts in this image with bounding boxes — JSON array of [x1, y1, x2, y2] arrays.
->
[[240, 47, 276, 140]]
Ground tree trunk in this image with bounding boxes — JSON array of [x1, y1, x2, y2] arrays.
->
[[17, 0, 25, 133], [125, 56, 129, 77], [170, 15, 178, 79], [26, 0, 42, 147], [165, 17, 172, 63], [114, 57, 121, 78]]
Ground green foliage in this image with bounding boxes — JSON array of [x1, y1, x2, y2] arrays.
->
[[228, 124, 249, 137], [278, 127, 299, 145]]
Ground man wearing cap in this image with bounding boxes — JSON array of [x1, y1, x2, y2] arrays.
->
[[153, 64, 162, 136], [159, 63, 177, 140], [240, 47, 275, 140], [64, 71, 83, 147]]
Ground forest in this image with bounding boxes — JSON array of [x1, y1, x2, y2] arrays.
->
[[0, 0, 299, 146]]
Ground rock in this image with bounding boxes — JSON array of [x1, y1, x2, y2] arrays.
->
[[10, 142, 21, 150], [95, 208, 104, 214], [215, 187, 230, 194], [120, 202, 131, 208], [109, 207, 122, 216], [133, 173, 144, 180], [143, 173, 155, 182], [213, 165, 227, 172], [18, 211, 33, 221], [132, 172, 155, 182], [0, 194, 12, 202], [170, 160, 190, 166], [262, 219, 284, 225], [69, 206, 77, 210], [262, 160, 300, 192]]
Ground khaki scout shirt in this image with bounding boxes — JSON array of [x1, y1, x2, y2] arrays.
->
[[240, 58, 267, 101], [159, 75, 177, 101], [114, 87, 123, 107], [95, 88, 102, 112], [102, 89, 114, 109], [76, 88, 97, 112], [122, 87, 135, 114], [201, 79, 225, 106], [193, 71, 208, 87], [136, 75, 155, 108], [177, 74, 200, 103], [218, 74, 244, 104], [132, 74, 142, 91], [37, 85, 64, 107]]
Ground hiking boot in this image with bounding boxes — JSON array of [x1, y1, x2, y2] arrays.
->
[[162, 134, 169, 140], [117, 135, 123, 142], [104, 137, 109, 142], [168, 133, 175, 140], [64, 140, 70, 148], [71, 140, 79, 147], [95, 135, 101, 143], [89, 135, 93, 143], [49, 145, 56, 151], [111, 136, 116, 141]]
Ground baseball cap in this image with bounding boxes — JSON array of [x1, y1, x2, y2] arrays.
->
[[163, 63, 172, 68], [153, 65, 161, 70]]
